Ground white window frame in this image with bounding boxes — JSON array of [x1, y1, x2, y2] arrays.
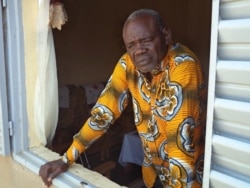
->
[[0, 0, 10, 156], [0, 1, 96, 187]]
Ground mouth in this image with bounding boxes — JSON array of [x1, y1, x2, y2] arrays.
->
[[135, 59, 153, 73], [134, 55, 155, 72], [136, 57, 150, 66], [137, 59, 149, 66]]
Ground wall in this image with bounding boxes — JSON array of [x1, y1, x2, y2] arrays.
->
[[54, 0, 211, 86], [0, 156, 46, 188]]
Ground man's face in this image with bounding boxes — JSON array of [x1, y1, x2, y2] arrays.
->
[[123, 15, 168, 73]]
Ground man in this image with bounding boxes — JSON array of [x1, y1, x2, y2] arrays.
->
[[39, 9, 206, 188]]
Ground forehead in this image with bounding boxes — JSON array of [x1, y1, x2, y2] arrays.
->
[[123, 15, 158, 42]]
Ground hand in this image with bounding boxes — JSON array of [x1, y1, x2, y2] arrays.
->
[[39, 159, 69, 187]]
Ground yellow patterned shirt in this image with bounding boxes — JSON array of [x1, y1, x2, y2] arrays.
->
[[65, 43, 207, 188]]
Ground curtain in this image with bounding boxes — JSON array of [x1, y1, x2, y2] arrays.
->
[[34, 0, 58, 146]]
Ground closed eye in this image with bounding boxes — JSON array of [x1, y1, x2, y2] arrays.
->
[[125, 37, 155, 51], [141, 37, 154, 43]]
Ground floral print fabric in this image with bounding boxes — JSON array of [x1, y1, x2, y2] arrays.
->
[[65, 43, 206, 188]]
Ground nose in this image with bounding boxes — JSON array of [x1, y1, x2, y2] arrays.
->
[[134, 42, 146, 55]]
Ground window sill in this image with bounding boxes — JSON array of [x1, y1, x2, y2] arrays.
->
[[13, 146, 124, 188]]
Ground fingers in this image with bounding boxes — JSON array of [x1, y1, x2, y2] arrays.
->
[[39, 163, 53, 187], [39, 159, 69, 187]]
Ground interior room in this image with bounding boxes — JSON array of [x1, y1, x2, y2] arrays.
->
[[49, 0, 212, 187]]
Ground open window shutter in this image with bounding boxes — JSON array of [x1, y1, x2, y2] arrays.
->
[[0, 3, 11, 156], [204, 0, 250, 187]]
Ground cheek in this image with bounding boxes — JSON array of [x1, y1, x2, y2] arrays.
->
[[155, 45, 166, 60], [150, 48, 162, 60]]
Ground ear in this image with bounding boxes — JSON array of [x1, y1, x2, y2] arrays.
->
[[163, 27, 172, 44]]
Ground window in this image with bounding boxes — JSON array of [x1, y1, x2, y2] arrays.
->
[[0, 0, 39, 174]]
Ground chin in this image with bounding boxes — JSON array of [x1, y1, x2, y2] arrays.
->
[[141, 66, 156, 73], [138, 67, 149, 73]]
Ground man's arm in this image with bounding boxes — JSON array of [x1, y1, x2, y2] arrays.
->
[[39, 54, 129, 186]]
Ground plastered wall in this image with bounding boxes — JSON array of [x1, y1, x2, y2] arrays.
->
[[0, 156, 46, 188]]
